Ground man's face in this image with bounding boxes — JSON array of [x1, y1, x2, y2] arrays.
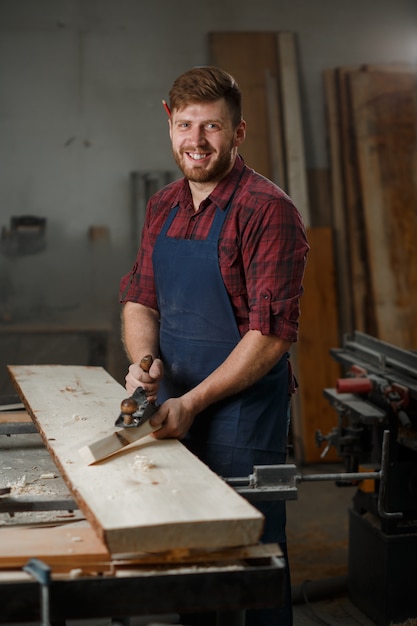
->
[[169, 99, 245, 184]]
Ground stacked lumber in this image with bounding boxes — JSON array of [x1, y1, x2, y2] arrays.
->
[[210, 32, 341, 463], [324, 64, 417, 349]]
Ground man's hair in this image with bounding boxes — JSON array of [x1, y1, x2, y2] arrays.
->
[[168, 66, 242, 128]]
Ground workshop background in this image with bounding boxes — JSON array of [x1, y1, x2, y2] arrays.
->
[[1, 0, 417, 466], [1, 2, 417, 626]]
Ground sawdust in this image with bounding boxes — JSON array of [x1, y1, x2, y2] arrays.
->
[[0, 473, 77, 527], [8, 474, 58, 496]]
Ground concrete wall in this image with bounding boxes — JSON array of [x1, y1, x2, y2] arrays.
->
[[0, 0, 416, 337]]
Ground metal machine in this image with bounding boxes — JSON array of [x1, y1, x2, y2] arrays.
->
[[227, 331, 417, 626], [320, 331, 417, 626]]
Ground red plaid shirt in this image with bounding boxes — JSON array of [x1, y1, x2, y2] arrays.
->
[[120, 156, 309, 342]]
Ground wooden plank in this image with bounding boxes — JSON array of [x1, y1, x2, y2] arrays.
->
[[209, 31, 280, 179], [323, 68, 353, 336], [0, 410, 31, 424], [292, 228, 341, 463], [325, 63, 416, 336], [0, 519, 279, 573], [7, 365, 264, 557], [337, 66, 372, 334], [264, 68, 286, 187], [0, 521, 111, 573], [349, 69, 417, 349], [114, 542, 282, 566], [277, 31, 311, 227]]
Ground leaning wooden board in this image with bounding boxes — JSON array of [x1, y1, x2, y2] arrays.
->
[[7, 365, 264, 557], [348, 69, 417, 349]]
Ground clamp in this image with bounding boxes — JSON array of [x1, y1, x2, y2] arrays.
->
[[23, 558, 51, 626]]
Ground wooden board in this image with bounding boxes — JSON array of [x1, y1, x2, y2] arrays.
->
[[277, 31, 310, 227], [0, 410, 32, 424], [337, 66, 372, 334], [323, 68, 353, 336], [7, 365, 264, 557], [0, 519, 279, 573], [291, 228, 341, 463], [210, 31, 280, 180], [0, 521, 110, 574], [349, 70, 417, 349], [209, 31, 310, 227]]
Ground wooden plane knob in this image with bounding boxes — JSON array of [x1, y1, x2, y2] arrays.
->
[[120, 396, 139, 426], [140, 355, 153, 373]]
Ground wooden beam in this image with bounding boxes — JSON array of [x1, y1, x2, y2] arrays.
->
[[7, 365, 264, 557]]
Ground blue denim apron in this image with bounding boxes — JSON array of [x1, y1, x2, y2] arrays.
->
[[152, 199, 293, 625]]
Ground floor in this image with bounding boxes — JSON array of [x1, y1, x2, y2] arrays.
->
[[1, 426, 417, 626]]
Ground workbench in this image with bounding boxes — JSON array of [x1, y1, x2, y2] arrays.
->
[[0, 552, 285, 624], [0, 369, 287, 625]]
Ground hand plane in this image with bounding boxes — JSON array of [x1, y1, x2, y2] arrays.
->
[[115, 355, 158, 429], [79, 355, 161, 465]]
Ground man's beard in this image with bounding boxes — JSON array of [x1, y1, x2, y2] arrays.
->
[[173, 143, 234, 183]]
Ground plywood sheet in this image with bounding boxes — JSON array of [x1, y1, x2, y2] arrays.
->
[[7, 365, 264, 557]]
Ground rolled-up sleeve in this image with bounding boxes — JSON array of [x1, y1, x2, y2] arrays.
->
[[119, 218, 159, 310], [245, 197, 309, 342]]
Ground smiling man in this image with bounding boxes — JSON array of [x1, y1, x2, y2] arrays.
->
[[119, 66, 309, 626]]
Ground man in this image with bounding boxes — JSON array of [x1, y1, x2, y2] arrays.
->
[[119, 66, 309, 626]]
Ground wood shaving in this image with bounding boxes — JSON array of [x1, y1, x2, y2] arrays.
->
[[132, 455, 156, 472]]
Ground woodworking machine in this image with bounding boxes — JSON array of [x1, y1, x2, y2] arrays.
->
[[319, 331, 417, 626], [227, 331, 417, 626]]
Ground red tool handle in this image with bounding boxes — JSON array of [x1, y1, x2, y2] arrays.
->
[[337, 377, 373, 394]]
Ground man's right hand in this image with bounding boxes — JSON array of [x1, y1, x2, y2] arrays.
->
[[125, 357, 164, 402]]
